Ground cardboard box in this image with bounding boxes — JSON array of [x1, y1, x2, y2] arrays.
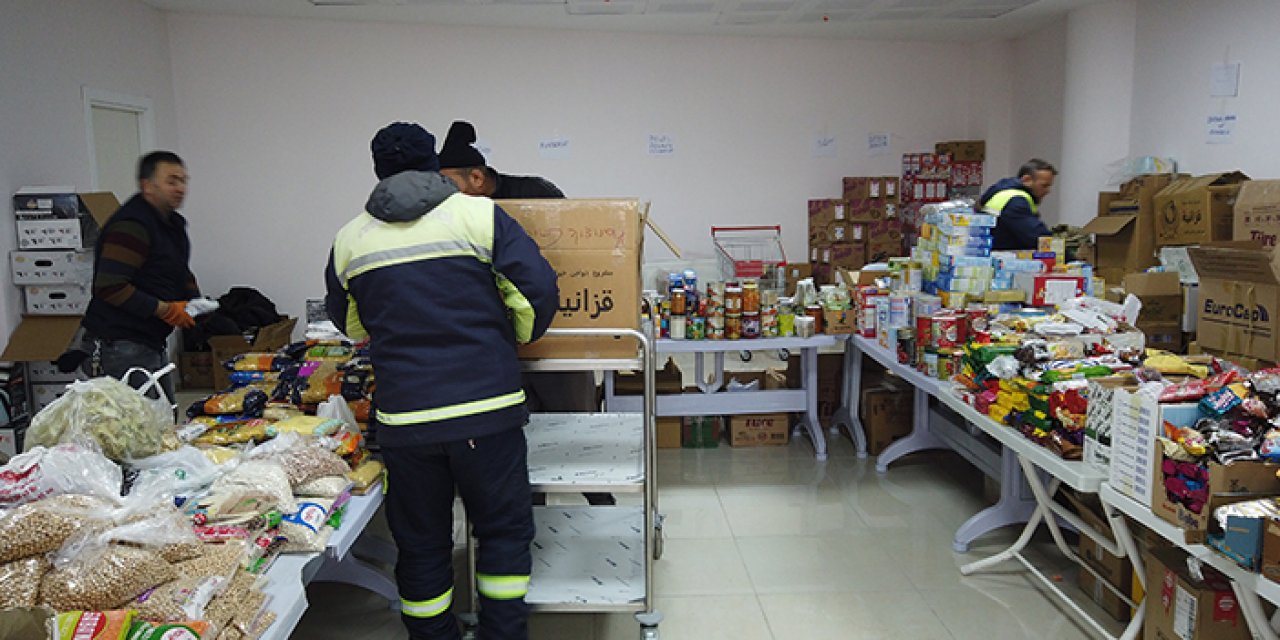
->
[[1153, 172, 1249, 246], [842, 176, 899, 204], [1153, 451, 1280, 543], [1109, 387, 1200, 508], [656, 416, 681, 449], [1143, 546, 1249, 640], [1124, 271, 1183, 324], [1012, 273, 1086, 307], [0, 315, 82, 363], [23, 284, 90, 315], [10, 250, 94, 285], [865, 219, 905, 261], [934, 140, 986, 163], [786, 353, 845, 428], [681, 415, 721, 448], [1142, 322, 1186, 353], [614, 357, 683, 395], [1209, 511, 1269, 571], [13, 189, 118, 250], [1084, 176, 1183, 283], [828, 242, 866, 272], [1234, 179, 1280, 248], [824, 309, 856, 335], [728, 412, 790, 447], [499, 199, 644, 360], [207, 317, 297, 391], [1077, 569, 1132, 624], [809, 199, 850, 246], [178, 351, 215, 390], [1262, 518, 1280, 583], [1187, 244, 1280, 362], [861, 385, 912, 455], [783, 263, 813, 297]]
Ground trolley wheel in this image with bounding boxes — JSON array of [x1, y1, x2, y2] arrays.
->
[[739, 350, 752, 362], [777, 348, 790, 360], [641, 625, 660, 640]]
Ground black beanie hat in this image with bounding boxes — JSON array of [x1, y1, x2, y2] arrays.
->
[[371, 122, 439, 179], [438, 121, 488, 169]]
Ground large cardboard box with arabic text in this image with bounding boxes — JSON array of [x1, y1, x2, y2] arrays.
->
[[499, 199, 644, 360], [1188, 244, 1280, 363]]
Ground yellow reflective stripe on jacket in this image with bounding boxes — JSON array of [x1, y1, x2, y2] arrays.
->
[[331, 193, 496, 288], [401, 588, 453, 618], [377, 390, 527, 426], [475, 574, 530, 600], [495, 274, 535, 343], [983, 189, 1038, 216]]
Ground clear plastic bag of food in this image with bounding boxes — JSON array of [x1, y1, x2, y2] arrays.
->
[[133, 573, 229, 622], [0, 555, 50, 609], [0, 445, 123, 509], [0, 494, 114, 563], [271, 415, 343, 438], [295, 475, 353, 498], [225, 353, 289, 373], [279, 498, 334, 554], [25, 375, 172, 462], [187, 387, 270, 419], [207, 460, 295, 515], [41, 543, 177, 611], [126, 446, 224, 505]]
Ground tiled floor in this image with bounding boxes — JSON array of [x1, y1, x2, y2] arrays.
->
[[290, 435, 1129, 639]]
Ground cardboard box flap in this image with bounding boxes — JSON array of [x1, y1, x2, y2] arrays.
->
[[639, 204, 681, 258], [1188, 245, 1280, 285], [1, 316, 82, 362], [1082, 214, 1137, 237], [78, 193, 120, 227], [1123, 271, 1182, 296], [207, 317, 297, 351], [1156, 171, 1250, 198], [497, 199, 645, 252]]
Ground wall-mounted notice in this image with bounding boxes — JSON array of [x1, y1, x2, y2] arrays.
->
[[1206, 113, 1236, 145], [539, 136, 571, 159], [813, 134, 836, 158], [867, 132, 890, 157], [1210, 62, 1240, 97], [648, 133, 675, 156]]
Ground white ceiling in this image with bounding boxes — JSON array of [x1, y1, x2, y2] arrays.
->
[[141, 0, 1103, 41]]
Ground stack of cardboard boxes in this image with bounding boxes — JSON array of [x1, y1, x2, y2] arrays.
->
[[934, 140, 986, 200], [2, 188, 119, 416], [807, 176, 899, 283]]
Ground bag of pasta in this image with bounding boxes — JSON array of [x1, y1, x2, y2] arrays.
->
[[25, 375, 171, 462]]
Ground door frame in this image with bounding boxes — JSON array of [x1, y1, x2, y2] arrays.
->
[[82, 86, 156, 191]]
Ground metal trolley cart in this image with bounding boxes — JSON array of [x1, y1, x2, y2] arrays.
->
[[711, 225, 790, 362], [463, 327, 663, 639]]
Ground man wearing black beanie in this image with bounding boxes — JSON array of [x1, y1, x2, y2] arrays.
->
[[327, 121, 558, 640], [438, 121, 564, 199]]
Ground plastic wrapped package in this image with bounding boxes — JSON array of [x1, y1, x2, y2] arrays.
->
[[51, 609, 135, 640], [133, 573, 229, 622], [173, 540, 249, 579], [187, 387, 270, 419], [126, 620, 215, 639], [271, 415, 343, 438], [202, 447, 241, 466], [204, 571, 267, 636], [0, 445, 123, 509], [280, 446, 350, 488], [0, 555, 50, 609], [40, 543, 177, 611], [225, 353, 289, 373], [317, 394, 359, 434], [280, 498, 335, 553], [207, 460, 296, 515], [126, 446, 224, 504], [193, 420, 276, 447], [295, 475, 353, 498], [346, 459, 385, 494], [25, 376, 172, 462], [0, 494, 114, 563]]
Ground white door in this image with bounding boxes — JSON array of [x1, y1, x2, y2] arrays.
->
[[83, 87, 155, 201]]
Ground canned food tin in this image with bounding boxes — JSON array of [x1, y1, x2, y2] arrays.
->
[[916, 315, 933, 351], [725, 315, 742, 340], [966, 305, 989, 334], [938, 349, 964, 381], [688, 316, 706, 340], [778, 309, 795, 337], [708, 326, 725, 340], [923, 351, 939, 378], [896, 334, 915, 366], [742, 312, 761, 339], [932, 313, 961, 348]]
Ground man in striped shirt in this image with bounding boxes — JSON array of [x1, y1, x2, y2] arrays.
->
[[78, 151, 200, 404]]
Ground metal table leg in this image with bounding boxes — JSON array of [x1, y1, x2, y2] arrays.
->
[[797, 345, 828, 461], [830, 337, 868, 459], [951, 447, 1038, 552], [311, 552, 400, 606]]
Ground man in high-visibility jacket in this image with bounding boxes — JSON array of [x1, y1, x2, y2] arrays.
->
[[325, 122, 559, 640], [978, 158, 1057, 251]]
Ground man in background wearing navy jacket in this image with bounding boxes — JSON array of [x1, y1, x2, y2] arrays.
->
[[326, 122, 558, 640], [979, 158, 1057, 251]]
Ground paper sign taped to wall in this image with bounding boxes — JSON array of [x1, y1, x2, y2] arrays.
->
[[1210, 62, 1240, 97], [539, 137, 571, 159], [867, 133, 890, 157], [813, 135, 836, 158], [648, 133, 675, 156], [1206, 113, 1236, 145]]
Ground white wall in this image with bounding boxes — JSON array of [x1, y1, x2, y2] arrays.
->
[[1130, 0, 1280, 177], [0, 0, 179, 343], [1057, 0, 1136, 227], [1008, 19, 1067, 222], [166, 14, 993, 321]]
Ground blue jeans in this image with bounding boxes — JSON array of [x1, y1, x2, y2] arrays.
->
[[79, 335, 176, 406]]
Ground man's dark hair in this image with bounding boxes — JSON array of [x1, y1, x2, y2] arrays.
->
[[1018, 158, 1057, 178], [138, 151, 184, 182]]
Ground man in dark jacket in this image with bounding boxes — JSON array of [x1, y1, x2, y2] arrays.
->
[[978, 158, 1057, 251], [78, 151, 200, 403], [326, 122, 558, 640], [438, 120, 614, 507]]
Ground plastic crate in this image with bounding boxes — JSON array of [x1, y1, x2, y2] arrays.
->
[[712, 226, 786, 292]]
